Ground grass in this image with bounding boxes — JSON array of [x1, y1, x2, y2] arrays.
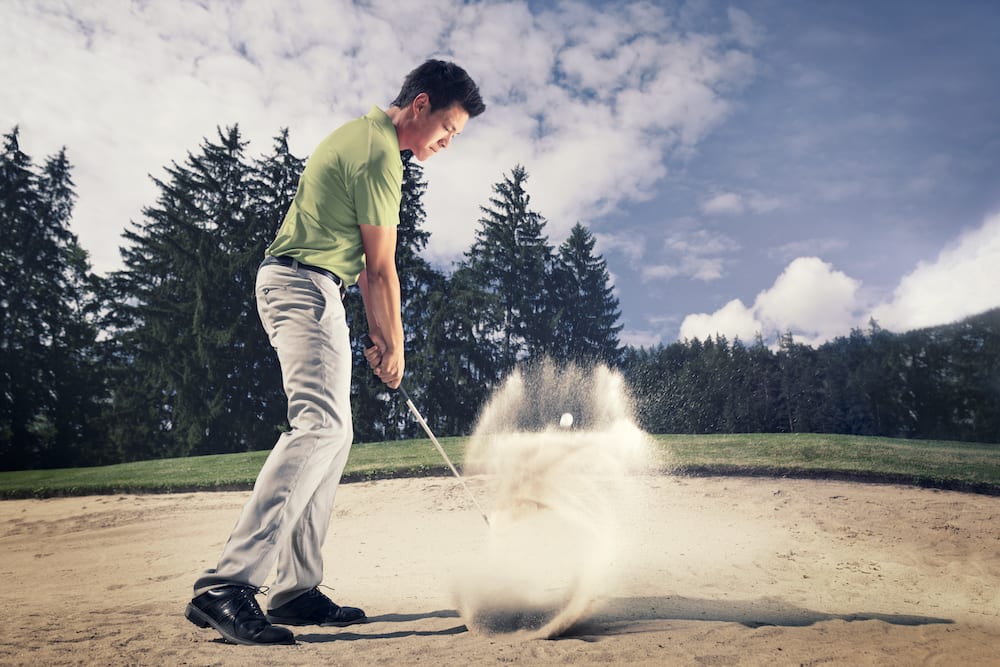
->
[[659, 433, 1000, 494], [0, 436, 470, 499], [0, 433, 996, 499]]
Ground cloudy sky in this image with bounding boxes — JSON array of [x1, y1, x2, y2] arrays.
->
[[4, 0, 999, 348]]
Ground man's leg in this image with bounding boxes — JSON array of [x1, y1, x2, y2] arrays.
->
[[193, 264, 352, 597], [262, 445, 366, 628], [267, 424, 353, 609]]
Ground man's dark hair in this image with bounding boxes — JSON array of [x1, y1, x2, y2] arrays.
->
[[392, 59, 486, 118]]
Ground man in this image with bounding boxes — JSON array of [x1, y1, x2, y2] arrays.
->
[[185, 60, 485, 646]]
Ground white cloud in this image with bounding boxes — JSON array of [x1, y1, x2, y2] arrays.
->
[[676, 213, 1000, 347], [701, 192, 744, 215], [642, 263, 681, 281], [679, 256, 862, 346], [679, 298, 762, 342], [423, 1, 754, 260], [664, 228, 739, 256], [642, 227, 739, 282], [700, 189, 784, 216], [753, 257, 862, 343], [594, 232, 645, 263], [869, 213, 1000, 331], [643, 256, 725, 282], [1, 0, 756, 274]]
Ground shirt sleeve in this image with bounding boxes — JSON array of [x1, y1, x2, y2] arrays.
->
[[354, 149, 402, 228]]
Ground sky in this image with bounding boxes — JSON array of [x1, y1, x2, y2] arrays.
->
[[3, 0, 999, 349]]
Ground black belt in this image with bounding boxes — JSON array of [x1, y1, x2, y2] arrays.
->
[[261, 255, 344, 290]]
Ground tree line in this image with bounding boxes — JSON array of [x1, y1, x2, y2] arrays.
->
[[625, 315, 999, 443], [0, 125, 621, 469], [1, 125, 997, 471]]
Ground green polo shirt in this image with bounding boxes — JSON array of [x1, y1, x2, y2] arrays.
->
[[266, 106, 402, 286]]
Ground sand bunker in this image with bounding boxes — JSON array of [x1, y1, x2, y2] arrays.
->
[[453, 361, 657, 638], [3, 359, 999, 664], [2, 476, 999, 665]]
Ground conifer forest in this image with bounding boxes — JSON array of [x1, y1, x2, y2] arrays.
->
[[2, 126, 997, 471]]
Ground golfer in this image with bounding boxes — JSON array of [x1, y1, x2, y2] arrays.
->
[[185, 59, 485, 646]]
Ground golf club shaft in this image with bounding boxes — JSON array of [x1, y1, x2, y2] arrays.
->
[[397, 386, 490, 526], [361, 335, 489, 526]]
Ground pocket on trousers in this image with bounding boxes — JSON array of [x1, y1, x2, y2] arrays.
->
[[257, 284, 288, 300], [255, 285, 287, 344]]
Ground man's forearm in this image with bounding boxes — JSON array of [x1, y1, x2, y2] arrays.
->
[[359, 266, 404, 351]]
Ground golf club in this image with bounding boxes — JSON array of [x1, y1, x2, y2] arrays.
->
[[361, 334, 490, 526]]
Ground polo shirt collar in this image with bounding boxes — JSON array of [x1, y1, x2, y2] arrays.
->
[[367, 106, 400, 153]]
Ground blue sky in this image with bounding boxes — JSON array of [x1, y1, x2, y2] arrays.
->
[[3, 0, 999, 348]]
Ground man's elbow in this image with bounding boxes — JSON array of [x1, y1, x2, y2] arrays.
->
[[364, 262, 398, 285]]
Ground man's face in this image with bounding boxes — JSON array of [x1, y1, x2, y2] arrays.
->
[[404, 95, 470, 162]]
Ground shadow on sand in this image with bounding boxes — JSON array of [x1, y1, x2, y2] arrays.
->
[[563, 595, 953, 638], [296, 609, 466, 643], [294, 596, 953, 643]]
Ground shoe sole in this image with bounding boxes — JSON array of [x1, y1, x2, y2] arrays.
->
[[185, 604, 296, 646], [266, 613, 368, 628]]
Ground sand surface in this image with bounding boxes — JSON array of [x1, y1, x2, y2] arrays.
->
[[2, 475, 999, 666]]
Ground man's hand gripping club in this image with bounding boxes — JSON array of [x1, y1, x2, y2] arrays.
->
[[361, 330, 403, 389]]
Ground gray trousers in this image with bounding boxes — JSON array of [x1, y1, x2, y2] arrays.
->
[[193, 261, 353, 609]]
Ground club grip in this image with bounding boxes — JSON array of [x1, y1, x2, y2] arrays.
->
[[360, 333, 405, 396]]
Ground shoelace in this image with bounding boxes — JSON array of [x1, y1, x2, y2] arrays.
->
[[289, 585, 343, 613], [315, 584, 343, 608], [234, 586, 270, 619]]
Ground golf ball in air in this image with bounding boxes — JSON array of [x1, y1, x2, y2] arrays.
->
[[559, 412, 574, 428]]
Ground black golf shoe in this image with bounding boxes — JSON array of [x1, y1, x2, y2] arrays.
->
[[266, 587, 367, 627], [185, 585, 295, 645]]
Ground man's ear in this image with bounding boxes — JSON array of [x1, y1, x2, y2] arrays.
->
[[411, 92, 430, 115]]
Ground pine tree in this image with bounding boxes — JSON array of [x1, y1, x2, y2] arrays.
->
[[550, 223, 623, 365], [0, 128, 41, 468], [776, 331, 821, 433], [0, 129, 102, 470], [460, 165, 553, 375], [105, 126, 291, 460], [420, 266, 501, 434], [35, 149, 105, 467], [724, 337, 754, 432]]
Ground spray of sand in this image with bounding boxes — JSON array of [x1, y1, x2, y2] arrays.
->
[[453, 359, 657, 639]]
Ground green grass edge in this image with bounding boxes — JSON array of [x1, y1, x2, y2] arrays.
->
[[0, 433, 997, 500]]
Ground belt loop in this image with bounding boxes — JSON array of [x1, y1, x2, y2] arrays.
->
[[291, 258, 299, 272]]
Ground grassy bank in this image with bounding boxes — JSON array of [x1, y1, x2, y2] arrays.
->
[[0, 433, 996, 499], [0, 436, 469, 499], [659, 433, 999, 494]]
